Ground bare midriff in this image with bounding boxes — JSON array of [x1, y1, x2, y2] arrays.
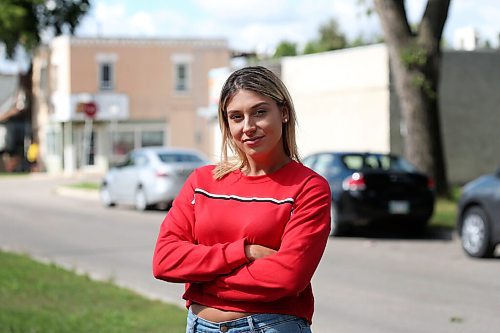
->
[[190, 303, 251, 322]]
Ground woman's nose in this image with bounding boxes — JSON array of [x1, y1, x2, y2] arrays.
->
[[243, 117, 256, 133]]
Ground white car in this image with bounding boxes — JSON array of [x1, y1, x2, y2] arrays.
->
[[100, 147, 209, 211]]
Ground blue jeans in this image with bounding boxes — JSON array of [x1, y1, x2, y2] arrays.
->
[[186, 310, 312, 333]]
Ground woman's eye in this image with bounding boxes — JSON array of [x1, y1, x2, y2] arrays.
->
[[255, 109, 267, 116], [229, 114, 242, 121]]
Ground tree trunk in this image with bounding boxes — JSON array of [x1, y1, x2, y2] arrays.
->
[[4, 63, 34, 172], [18, 64, 33, 121], [374, 0, 450, 196]]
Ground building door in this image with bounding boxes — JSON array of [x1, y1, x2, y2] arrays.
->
[[75, 128, 96, 168], [82, 130, 96, 166]]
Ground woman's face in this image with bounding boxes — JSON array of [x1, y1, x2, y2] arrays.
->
[[226, 89, 287, 162]]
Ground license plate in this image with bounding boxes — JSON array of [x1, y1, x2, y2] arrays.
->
[[389, 201, 410, 214]]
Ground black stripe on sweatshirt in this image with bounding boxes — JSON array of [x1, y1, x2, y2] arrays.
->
[[194, 188, 294, 205]]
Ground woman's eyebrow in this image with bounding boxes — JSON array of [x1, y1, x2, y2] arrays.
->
[[227, 102, 270, 113], [251, 102, 270, 109]]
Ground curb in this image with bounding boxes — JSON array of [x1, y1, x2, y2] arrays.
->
[[55, 186, 99, 201]]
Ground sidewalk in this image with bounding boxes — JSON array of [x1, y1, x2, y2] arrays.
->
[[27, 171, 102, 201]]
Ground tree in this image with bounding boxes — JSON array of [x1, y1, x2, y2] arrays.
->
[[303, 40, 323, 55], [373, 0, 450, 196], [0, 0, 90, 57], [348, 33, 384, 48], [0, 0, 90, 171], [273, 40, 298, 58], [303, 18, 348, 54]]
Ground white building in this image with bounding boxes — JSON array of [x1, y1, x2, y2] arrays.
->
[[282, 44, 391, 157], [281, 44, 500, 184]]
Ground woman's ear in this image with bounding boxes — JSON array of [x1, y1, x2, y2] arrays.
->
[[282, 114, 289, 123], [281, 107, 289, 123]]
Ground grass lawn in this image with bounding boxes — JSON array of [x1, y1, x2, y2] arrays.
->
[[66, 181, 101, 190], [0, 251, 186, 333], [0, 172, 29, 177], [429, 187, 461, 229], [430, 197, 458, 229]]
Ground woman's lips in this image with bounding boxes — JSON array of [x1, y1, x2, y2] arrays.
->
[[243, 136, 264, 146]]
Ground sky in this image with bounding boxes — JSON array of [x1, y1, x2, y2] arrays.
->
[[1, 0, 500, 73], [74, 0, 500, 52]]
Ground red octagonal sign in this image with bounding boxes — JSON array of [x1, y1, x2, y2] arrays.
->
[[83, 102, 98, 118]]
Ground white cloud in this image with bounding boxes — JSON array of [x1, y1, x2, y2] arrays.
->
[[447, 1, 500, 46], [78, 1, 206, 39], [190, 0, 371, 52], [330, 1, 381, 40], [193, 0, 294, 23], [77, 2, 127, 36], [74, 0, 500, 52], [130, 12, 157, 36]]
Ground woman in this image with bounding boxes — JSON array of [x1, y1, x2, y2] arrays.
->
[[153, 66, 331, 332]]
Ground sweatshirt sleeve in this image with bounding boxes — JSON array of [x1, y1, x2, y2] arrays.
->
[[202, 175, 331, 302], [152, 169, 249, 283]]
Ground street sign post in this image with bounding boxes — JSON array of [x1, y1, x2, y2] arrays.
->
[[79, 102, 98, 166]]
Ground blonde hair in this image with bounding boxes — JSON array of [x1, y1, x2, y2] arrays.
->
[[213, 66, 300, 179]]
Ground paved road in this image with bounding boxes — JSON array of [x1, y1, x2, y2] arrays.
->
[[1, 175, 499, 333]]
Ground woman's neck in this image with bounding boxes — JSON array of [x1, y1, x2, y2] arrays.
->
[[243, 154, 292, 176]]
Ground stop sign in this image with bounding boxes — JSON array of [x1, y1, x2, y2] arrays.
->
[[83, 102, 98, 118]]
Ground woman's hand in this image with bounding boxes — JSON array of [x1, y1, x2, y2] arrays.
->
[[244, 244, 277, 261]]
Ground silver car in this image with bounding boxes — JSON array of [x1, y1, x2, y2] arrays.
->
[[100, 147, 209, 211]]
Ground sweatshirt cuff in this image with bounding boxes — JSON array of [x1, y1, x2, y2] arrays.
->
[[224, 238, 249, 270]]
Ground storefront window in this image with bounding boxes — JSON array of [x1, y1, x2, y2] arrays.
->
[[112, 131, 134, 157], [109, 127, 165, 165], [77, 129, 96, 167], [141, 131, 164, 147]]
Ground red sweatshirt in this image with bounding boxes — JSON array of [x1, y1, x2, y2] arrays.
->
[[153, 161, 331, 324]]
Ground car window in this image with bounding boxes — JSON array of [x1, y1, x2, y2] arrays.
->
[[117, 155, 133, 168], [342, 155, 364, 170], [365, 155, 379, 169], [133, 153, 149, 167], [342, 154, 417, 172], [314, 154, 336, 177], [157, 153, 204, 163], [380, 155, 417, 172]]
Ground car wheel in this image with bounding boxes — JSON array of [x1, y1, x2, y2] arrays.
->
[[329, 202, 346, 236], [134, 187, 148, 211], [100, 185, 115, 207], [461, 206, 494, 258]]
